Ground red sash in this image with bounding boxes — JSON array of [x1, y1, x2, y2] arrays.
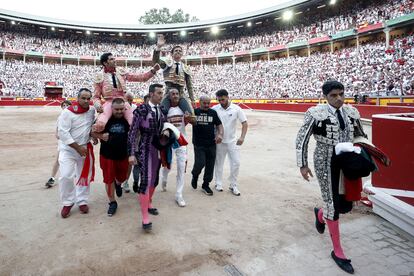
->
[[76, 143, 95, 186]]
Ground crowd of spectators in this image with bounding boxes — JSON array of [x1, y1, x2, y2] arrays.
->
[[0, 0, 413, 57], [1, 35, 413, 99]]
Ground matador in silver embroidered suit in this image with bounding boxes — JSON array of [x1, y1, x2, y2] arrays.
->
[[295, 104, 367, 220]]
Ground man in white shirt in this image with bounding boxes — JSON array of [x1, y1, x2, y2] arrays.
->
[[212, 89, 248, 196], [160, 87, 191, 207], [57, 88, 96, 218]]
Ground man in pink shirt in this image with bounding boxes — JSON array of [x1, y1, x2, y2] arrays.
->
[[92, 52, 160, 132]]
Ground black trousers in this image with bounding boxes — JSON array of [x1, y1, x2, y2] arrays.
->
[[191, 144, 216, 186], [331, 154, 353, 221]]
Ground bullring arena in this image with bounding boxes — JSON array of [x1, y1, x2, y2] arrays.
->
[[0, 107, 413, 275], [1, 0, 414, 275]]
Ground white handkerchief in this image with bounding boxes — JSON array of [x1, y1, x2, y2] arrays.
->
[[335, 142, 361, 155]]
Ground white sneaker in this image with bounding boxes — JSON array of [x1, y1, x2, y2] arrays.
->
[[215, 185, 223, 192], [229, 186, 241, 196], [161, 181, 167, 192], [123, 181, 130, 193], [176, 197, 186, 207]]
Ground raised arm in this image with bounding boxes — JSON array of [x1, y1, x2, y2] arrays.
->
[[153, 34, 167, 69], [125, 63, 160, 82]]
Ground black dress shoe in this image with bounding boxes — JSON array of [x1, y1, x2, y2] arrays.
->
[[142, 222, 152, 232], [314, 207, 325, 234], [331, 251, 354, 274], [148, 208, 159, 215]]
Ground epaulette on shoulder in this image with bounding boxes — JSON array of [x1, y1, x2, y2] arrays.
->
[[183, 64, 191, 75], [308, 104, 329, 121], [343, 104, 361, 119]]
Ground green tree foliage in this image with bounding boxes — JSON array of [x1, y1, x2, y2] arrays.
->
[[139, 8, 199, 24]]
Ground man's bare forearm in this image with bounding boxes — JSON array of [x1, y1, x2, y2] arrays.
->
[[240, 121, 248, 139]]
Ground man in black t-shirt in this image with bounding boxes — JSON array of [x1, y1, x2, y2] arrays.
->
[[92, 98, 130, 216], [191, 95, 223, 195]]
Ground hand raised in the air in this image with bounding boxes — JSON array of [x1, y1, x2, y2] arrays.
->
[[156, 34, 165, 49], [152, 63, 161, 72]]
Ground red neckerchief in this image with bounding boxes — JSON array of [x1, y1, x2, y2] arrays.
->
[[104, 66, 116, 73], [68, 101, 90, 114]]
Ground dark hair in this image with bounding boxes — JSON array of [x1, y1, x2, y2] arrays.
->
[[171, 45, 183, 54], [112, 98, 125, 105], [149, 83, 163, 94], [215, 89, 229, 97], [100, 52, 112, 66], [322, 80, 344, 95], [143, 94, 150, 102], [77, 88, 92, 97], [60, 100, 72, 107]]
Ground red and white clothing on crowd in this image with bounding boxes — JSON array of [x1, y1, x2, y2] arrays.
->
[[57, 104, 95, 207]]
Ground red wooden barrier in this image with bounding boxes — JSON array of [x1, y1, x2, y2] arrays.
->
[[2, 101, 414, 120], [238, 103, 414, 120]]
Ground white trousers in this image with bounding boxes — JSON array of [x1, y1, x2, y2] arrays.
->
[[160, 146, 187, 199], [58, 147, 91, 206], [214, 142, 240, 188]]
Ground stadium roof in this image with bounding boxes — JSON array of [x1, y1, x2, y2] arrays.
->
[[0, 0, 313, 32]]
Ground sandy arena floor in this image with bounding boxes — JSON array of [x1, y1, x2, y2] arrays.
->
[[0, 107, 413, 276]]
